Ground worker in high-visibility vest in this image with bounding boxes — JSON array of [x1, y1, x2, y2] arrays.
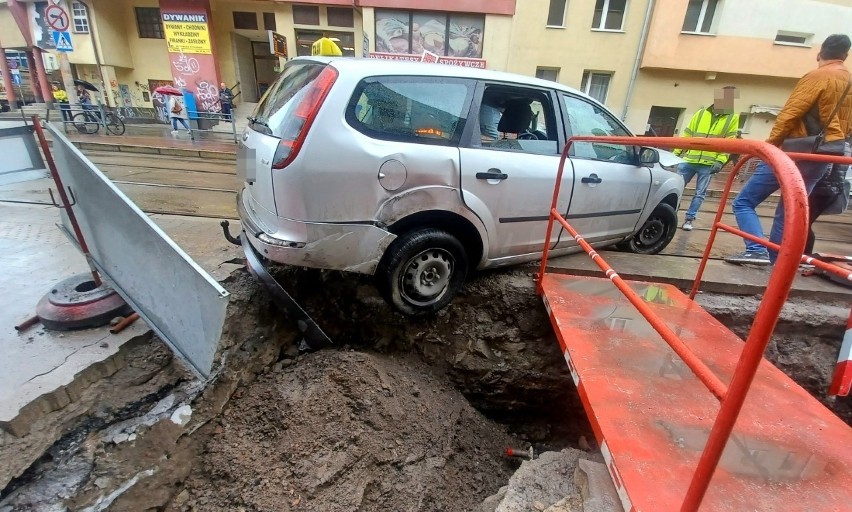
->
[[673, 87, 740, 232]]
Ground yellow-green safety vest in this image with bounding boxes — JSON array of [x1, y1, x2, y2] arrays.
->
[[675, 107, 739, 166]]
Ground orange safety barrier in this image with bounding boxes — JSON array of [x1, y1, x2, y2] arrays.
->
[[536, 136, 852, 512]]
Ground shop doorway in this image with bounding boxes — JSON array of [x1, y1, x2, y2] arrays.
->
[[232, 34, 278, 103], [645, 106, 684, 137]]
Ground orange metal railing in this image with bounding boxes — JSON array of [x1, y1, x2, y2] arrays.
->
[[535, 136, 851, 511]]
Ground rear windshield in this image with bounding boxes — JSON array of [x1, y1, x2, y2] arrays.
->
[[251, 61, 326, 137], [346, 76, 473, 146]]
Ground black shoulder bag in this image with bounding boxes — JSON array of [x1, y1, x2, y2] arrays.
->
[[781, 81, 852, 155]]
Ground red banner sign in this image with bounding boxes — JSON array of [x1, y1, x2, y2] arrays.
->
[[369, 52, 487, 69], [159, 0, 220, 113]]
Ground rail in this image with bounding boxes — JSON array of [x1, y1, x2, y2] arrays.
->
[[536, 136, 846, 511]]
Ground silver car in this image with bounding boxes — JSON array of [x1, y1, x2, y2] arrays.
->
[[238, 57, 684, 315]]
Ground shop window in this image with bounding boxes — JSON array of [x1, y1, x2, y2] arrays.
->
[[592, 0, 626, 31], [296, 30, 355, 56], [72, 2, 89, 34], [327, 7, 354, 27], [293, 5, 320, 25], [581, 71, 612, 104], [233, 11, 258, 30], [536, 67, 559, 82], [135, 7, 164, 39], [547, 0, 567, 27], [374, 10, 484, 58], [682, 0, 718, 34], [263, 12, 276, 31]]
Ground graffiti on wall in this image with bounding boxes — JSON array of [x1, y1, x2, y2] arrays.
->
[[160, 0, 220, 113]]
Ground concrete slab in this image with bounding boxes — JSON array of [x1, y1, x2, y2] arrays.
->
[[546, 251, 852, 302], [0, 200, 240, 440], [0, 203, 150, 437]]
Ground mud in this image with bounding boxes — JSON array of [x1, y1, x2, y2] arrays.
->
[[1, 266, 849, 511]]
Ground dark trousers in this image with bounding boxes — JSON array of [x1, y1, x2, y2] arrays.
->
[[59, 102, 71, 121], [805, 188, 841, 255], [221, 102, 232, 121]]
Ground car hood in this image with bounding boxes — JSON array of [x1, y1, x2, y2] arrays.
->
[[657, 148, 684, 168]]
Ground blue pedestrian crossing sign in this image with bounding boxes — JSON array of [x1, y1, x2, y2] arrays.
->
[[51, 31, 73, 52]]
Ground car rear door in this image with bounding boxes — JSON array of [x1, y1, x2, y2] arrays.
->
[[558, 93, 652, 243], [458, 82, 572, 260]]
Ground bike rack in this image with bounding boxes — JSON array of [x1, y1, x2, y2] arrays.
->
[[537, 136, 852, 511]]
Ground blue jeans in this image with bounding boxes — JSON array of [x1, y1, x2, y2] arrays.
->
[[678, 162, 715, 221], [732, 160, 829, 262], [171, 117, 190, 130]]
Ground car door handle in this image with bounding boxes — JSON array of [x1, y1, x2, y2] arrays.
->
[[476, 169, 508, 180], [581, 175, 602, 184]]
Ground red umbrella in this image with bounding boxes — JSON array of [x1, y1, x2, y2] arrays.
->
[[154, 85, 182, 96]]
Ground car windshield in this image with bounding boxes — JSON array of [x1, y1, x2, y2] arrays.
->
[[252, 62, 326, 137]]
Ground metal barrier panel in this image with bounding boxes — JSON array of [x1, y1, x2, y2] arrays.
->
[[0, 124, 45, 176], [45, 122, 229, 378]]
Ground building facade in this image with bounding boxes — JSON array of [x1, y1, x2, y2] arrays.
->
[[1, 0, 851, 141]]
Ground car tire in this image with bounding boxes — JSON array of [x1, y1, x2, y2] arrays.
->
[[376, 229, 468, 316], [621, 203, 677, 255]]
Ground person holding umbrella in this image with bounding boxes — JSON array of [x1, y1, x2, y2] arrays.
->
[[167, 91, 190, 135]]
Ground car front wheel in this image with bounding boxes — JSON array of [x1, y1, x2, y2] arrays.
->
[[621, 203, 677, 255], [376, 228, 468, 316]]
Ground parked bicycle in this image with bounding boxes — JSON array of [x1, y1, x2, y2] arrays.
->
[[72, 106, 126, 136]]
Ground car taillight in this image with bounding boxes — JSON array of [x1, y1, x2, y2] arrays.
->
[[271, 66, 338, 170]]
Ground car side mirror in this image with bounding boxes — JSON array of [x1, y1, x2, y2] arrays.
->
[[638, 147, 660, 166]]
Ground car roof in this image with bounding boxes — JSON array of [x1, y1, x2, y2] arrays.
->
[[292, 56, 601, 105]]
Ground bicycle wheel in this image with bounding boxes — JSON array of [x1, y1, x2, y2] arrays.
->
[[72, 112, 99, 134], [105, 113, 126, 136]]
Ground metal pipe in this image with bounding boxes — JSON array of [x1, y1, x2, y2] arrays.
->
[[14, 315, 40, 332], [110, 312, 139, 334], [32, 116, 102, 287], [621, 0, 655, 121]]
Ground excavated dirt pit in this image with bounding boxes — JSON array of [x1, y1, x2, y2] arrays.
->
[[1, 266, 850, 511]]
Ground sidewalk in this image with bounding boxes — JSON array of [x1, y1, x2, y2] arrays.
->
[[62, 132, 237, 159]]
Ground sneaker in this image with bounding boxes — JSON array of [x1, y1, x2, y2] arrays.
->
[[170, 130, 178, 136], [725, 250, 771, 265], [682, 220, 693, 231]]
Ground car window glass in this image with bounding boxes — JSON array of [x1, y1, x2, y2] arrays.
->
[[562, 94, 633, 163], [477, 88, 558, 155], [254, 62, 324, 137], [347, 77, 471, 145]]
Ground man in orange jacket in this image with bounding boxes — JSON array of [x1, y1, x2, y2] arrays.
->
[[726, 34, 852, 265]]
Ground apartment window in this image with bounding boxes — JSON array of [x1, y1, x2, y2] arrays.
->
[[72, 2, 89, 33], [682, 0, 718, 34], [327, 7, 354, 27], [263, 12, 276, 31], [581, 71, 612, 104], [592, 0, 626, 31], [775, 31, 812, 46], [135, 7, 164, 39], [536, 67, 559, 82], [293, 5, 320, 25], [233, 11, 258, 30], [547, 0, 567, 27]]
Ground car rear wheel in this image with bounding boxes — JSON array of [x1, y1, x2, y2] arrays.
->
[[621, 203, 677, 255], [376, 228, 468, 316]]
